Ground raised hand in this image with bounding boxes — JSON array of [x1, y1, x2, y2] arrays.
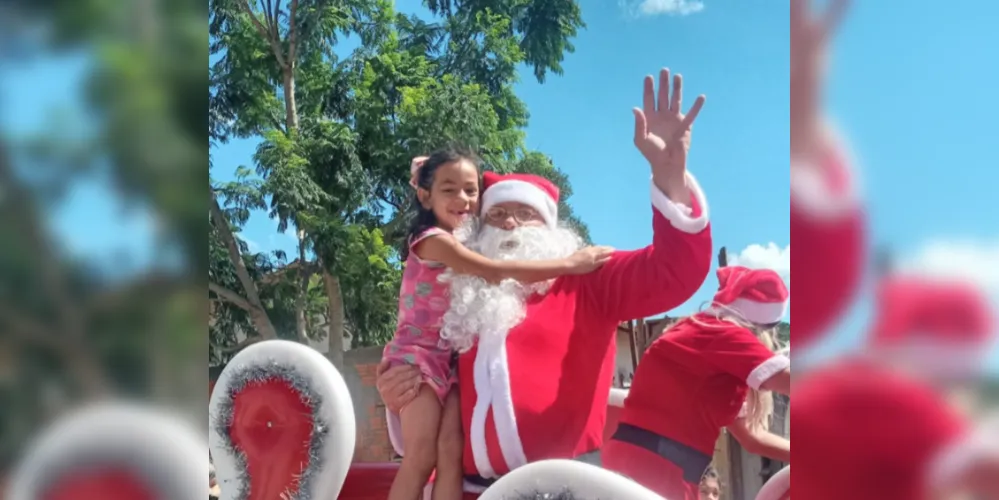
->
[[791, 0, 849, 158], [633, 69, 705, 202]]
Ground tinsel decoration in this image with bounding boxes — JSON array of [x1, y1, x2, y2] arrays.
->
[[211, 361, 331, 500], [29, 445, 186, 499], [508, 489, 597, 500]]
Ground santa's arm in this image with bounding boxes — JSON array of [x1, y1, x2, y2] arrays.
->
[[579, 172, 712, 322]]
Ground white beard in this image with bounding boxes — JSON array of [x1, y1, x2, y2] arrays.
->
[[439, 220, 584, 353]]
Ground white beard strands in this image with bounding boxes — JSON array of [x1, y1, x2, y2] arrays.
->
[[439, 223, 584, 353]]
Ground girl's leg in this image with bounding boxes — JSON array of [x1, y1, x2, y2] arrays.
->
[[431, 389, 463, 500], [388, 385, 442, 500]]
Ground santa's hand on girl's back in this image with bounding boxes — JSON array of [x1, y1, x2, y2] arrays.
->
[[375, 359, 422, 413], [566, 246, 616, 275]]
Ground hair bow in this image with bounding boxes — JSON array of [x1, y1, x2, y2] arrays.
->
[[409, 156, 429, 189]]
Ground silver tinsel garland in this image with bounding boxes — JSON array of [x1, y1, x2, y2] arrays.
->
[[509, 490, 598, 500], [211, 361, 330, 500]]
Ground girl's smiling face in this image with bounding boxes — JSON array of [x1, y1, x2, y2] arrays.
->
[[419, 158, 480, 231]]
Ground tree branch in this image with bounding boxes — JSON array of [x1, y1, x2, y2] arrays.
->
[[221, 335, 263, 354], [0, 304, 62, 351], [239, 0, 288, 68], [209, 281, 253, 311], [377, 192, 402, 211], [210, 190, 279, 338]]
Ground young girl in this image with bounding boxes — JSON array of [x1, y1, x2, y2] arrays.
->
[[698, 467, 722, 500], [383, 148, 614, 500], [603, 266, 791, 500]]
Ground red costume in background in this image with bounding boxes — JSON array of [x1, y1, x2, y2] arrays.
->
[[603, 267, 790, 500]]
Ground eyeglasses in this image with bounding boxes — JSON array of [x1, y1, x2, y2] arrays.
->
[[484, 207, 541, 224]]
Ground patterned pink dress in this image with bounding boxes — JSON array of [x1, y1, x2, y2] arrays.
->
[[382, 227, 457, 404]]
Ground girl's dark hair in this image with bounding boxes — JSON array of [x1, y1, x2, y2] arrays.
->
[[402, 147, 480, 260]]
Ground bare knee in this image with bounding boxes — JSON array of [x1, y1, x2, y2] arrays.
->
[[436, 426, 463, 464], [403, 433, 439, 477]]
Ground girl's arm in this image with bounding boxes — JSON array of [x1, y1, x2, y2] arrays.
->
[[415, 233, 605, 284], [760, 367, 791, 396], [727, 417, 791, 463]]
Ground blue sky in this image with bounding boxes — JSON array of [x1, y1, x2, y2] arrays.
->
[[211, 0, 792, 314], [5, 0, 999, 367]]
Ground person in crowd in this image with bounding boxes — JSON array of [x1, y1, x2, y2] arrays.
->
[[698, 466, 722, 500], [602, 266, 791, 500], [376, 68, 714, 495], [384, 147, 614, 500]]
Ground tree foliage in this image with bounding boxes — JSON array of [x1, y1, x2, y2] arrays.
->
[[206, 0, 591, 366]]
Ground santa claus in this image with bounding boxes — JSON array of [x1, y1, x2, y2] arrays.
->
[[376, 68, 713, 493]]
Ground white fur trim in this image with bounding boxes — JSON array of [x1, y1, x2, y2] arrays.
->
[[747, 355, 790, 390], [608, 388, 629, 408], [927, 414, 999, 490], [479, 459, 665, 500], [470, 341, 497, 478], [649, 172, 710, 234], [873, 340, 992, 381], [8, 403, 207, 500], [791, 122, 860, 218], [208, 340, 356, 500], [727, 297, 788, 325], [481, 179, 558, 228], [756, 465, 790, 500], [487, 337, 528, 471]]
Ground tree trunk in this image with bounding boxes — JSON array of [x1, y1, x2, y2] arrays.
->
[[209, 192, 279, 340], [322, 268, 346, 370], [282, 69, 299, 132], [294, 229, 310, 343]]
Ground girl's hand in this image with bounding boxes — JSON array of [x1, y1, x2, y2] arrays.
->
[[566, 246, 615, 275], [633, 69, 706, 203], [791, 0, 849, 159]]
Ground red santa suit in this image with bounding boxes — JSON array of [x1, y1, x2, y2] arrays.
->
[[602, 266, 790, 500], [386, 172, 713, 494], [792, 127, 866, 351], [794, 358, 979, 500]]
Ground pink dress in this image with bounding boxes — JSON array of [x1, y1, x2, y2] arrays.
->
[[382, 227, 457, 404]]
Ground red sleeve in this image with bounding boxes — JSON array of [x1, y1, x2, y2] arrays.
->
[[578, 174, 713, 322], [702, 324, 789, 390]]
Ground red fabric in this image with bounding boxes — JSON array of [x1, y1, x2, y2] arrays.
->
[[791, 146, 866, 350], [458, 197, 712, 477], [794, 359, 966, 500], [713, 266, 789, 306], [229, 379, 314, 500], [602, 439, 699, 500], [482, 171, 560, 203], [869, 275, 995, 347], [613, 316, 778, 457], [43, 470, 158, 500]]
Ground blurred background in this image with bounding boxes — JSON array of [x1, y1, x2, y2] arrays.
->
[[0, 0, 207, 487]]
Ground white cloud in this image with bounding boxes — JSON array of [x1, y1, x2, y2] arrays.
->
[[898, 240, 999, 294], [728, 243, 790, 284], [621, 0, 704, 17]]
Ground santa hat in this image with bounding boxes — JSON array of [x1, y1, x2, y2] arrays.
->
[[867, 274, 996, 380], [481, 171, 559, 228], [710, 266, 789, 325], [793, 360, 967, 500]]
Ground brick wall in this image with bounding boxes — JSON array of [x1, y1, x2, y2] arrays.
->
[[341, 346, 398, 462]]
